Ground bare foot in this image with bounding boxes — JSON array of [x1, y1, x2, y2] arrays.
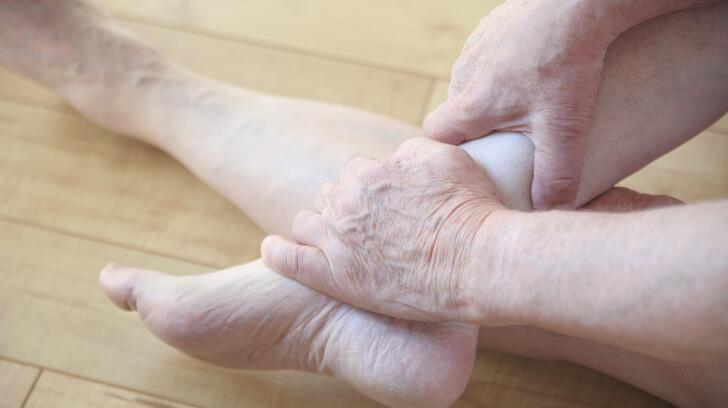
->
[[100, 261, 477, 408]]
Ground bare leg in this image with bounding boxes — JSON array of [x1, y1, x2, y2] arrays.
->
[[0, 4, 477, 407], [476, 188, 728, 408], [478, 325, 728, 408], [1, 1, 726, 407]]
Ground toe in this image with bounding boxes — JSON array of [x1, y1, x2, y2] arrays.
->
[[99, 264, 202, 355], [99, 264, 164, 311]]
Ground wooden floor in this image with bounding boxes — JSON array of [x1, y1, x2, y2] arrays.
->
[[1, 1, 726, 407]]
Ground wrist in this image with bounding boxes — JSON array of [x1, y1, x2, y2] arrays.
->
[[459, 208, 525, 325]]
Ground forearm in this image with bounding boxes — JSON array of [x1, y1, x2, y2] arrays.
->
[[463, 1, 728, 211], [574, 0, 725, 41], [600, 0, 726, 29], [472, 201, 728, 362]]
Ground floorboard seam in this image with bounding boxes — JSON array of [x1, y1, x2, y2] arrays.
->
[[19, 368, 42, 408], [0, 216, 224, 270], [1, 354, 207, 408], [111, 13, 448, 81], [0, 94, 75, 116], [36, 368, 207, 408]]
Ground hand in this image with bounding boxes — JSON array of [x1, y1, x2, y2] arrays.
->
[[582, 187, 682, 212], [424, 0, 624, 209], [261, 138, 506, 322]]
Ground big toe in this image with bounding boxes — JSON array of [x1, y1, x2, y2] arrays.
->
[[99, 264, 165, 311]]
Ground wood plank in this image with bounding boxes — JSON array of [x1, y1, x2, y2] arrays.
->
[[0, 99, 262, 267], [91, 0, 499, 78], [0, 18, 431, 125], [0, 219, 383, 408], [0, 220, 668, 408], [24, 372, 196, 408], [425, 81, 728, 203], [0, 359, 39, 408], [708, 113, 728, 135], [618, 131, 728, 202], [0, 66, 673, 408], [0, 1, 702, 407], [8, 83, 718, 275], [460, 352, 670, 408]]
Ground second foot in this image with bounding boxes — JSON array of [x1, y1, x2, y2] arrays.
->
[[99, 260, 478, 408]]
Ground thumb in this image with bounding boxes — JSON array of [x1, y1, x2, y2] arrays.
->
[[261, 235, 338, 297], [530, 126, 586, 210], [423, 101, 493, 145]]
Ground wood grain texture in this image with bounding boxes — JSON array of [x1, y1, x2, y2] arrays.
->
[[0, 18, 431, 125], [91, 0, 499, 78], [0, 359, 40, 408], [0, 219, 669, 408], [24, 372, 197, 408], [0, 99, 262, 268], [425, 80, 728, 202], [618, 131, 728, 202], [0, 220, 386, 408], [460, 352, 671, 408], [0, 0, 721, 406]]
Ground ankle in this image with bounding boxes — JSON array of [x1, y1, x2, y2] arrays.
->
[[56, 58, 188, 144], [299, 301, 351, 376]]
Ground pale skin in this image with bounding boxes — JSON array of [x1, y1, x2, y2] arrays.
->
[[267, 138, 728, 361], [1, 1, 727, 407], [425, 0, 726, 208]]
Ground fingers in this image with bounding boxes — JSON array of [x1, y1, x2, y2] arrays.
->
[[394, 137, 469, 165], [99, 264, 168, 311], [530, 126, 586, 210], [292, 210, 328, 247], [582, 187, 683, 212], [423, 101, 493, 145], [315, 182, 336, 212], [261, 235, 337, 297], [345, 155, 376, 173], [315, 155, 377, 212]]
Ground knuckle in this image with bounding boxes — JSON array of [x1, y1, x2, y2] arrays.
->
[[292, 211, 312, 233], [345, 155, 381, 181], [397, 137, 468, 166], [357, 162, 382, 182], [336, 190, 365, 215], [449, 91, 489, 126], [346, 155, 370, 170], [316, 181, 336, 201], [399, 136, 430, 152], [321, 181, 336, 194], [433, 142, 467, 162]]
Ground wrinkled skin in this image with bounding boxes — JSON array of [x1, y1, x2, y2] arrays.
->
[[100, 262, 478, 408], [424, 0, 624, 209], [262, 138, 505, 322], [581, 187, 682, 213]]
